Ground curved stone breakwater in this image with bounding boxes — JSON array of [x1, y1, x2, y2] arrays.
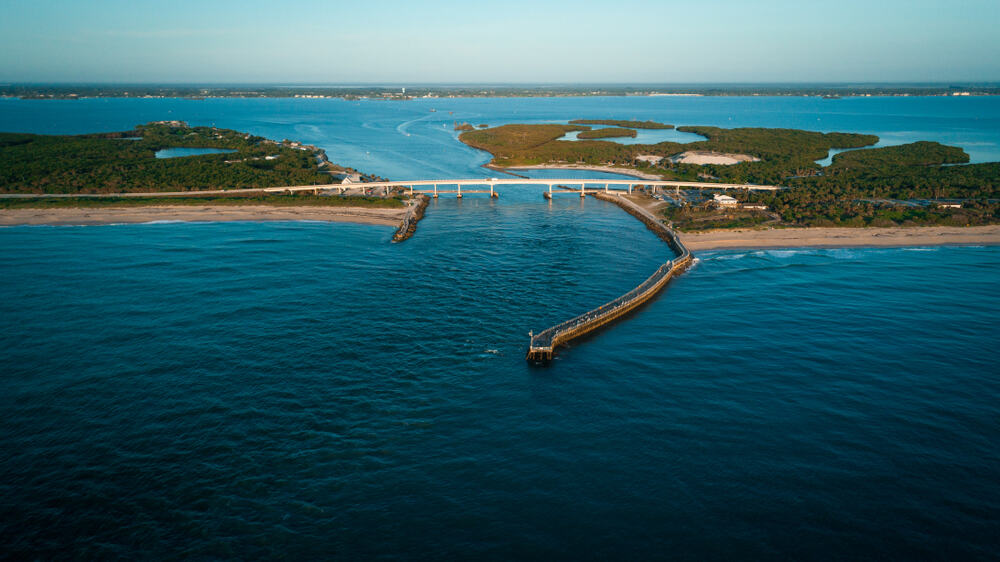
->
[[526, 193, 693, 362], [392, 195, 430, 242]]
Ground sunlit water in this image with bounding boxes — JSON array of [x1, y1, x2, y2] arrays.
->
[[1, 96, 999, 558]]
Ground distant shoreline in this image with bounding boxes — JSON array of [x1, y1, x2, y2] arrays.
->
[[679, 225, 1000, 251], [4, 86, 999, 101], [0, 205, 406, 227]]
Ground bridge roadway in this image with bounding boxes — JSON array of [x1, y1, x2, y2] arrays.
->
[[0, 178, 780, 199]]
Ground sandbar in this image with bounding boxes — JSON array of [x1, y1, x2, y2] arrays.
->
[[0, 205, 406, 227], [670, 151, 760, 165], [679, 225, 1000, 251]]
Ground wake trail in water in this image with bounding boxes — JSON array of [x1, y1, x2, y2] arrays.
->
[[396, 113, 436, 137]]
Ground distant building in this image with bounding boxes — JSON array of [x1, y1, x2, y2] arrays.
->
[[742, 203, 768, 210], [713, 194, 739, 207], [151, 120, 187, 127], [938, 203, 962, 208], [333, 172, 362, 184]]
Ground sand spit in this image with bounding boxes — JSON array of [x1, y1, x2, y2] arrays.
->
[[679, 225, 1000, 251], [0, 205, 407, 227]]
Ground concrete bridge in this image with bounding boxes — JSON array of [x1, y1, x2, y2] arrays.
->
[[0, 178, 780, 199], [330, 178, 781, 199]]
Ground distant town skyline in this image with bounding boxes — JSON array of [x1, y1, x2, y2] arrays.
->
[[2, 0, 998, 84]]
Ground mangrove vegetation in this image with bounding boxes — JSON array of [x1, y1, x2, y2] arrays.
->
[[569, 119, 673, 129], [459, 121, 999, 228], [0, 122, 341, 194]]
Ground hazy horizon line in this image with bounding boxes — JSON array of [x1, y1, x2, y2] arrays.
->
[[4, 81, 1000, 87]]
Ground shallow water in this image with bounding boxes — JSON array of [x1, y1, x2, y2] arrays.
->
[[1, 96, 999, 558]]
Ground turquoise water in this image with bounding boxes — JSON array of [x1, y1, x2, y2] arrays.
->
[[2, 96, 1000, 558], [154, 147, 236, 158]]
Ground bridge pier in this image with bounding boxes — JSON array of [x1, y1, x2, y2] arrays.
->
[[433, 184, 438, 198], [457, 184, 462, 199], [580, 183, 586, 198]]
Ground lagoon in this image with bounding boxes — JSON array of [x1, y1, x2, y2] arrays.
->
[[556, 125, 708, 144]]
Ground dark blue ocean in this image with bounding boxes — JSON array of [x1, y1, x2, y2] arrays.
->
[[1, 96, 999, 559]]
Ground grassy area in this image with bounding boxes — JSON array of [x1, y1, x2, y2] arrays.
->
[[660, 206, 776, 231], [0, 194, 406, 210]]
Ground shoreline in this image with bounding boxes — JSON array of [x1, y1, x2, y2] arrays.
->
[[679, 225, 1000, 251], [0, 205, 407, 227]]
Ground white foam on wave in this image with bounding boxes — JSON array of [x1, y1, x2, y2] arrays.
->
[[698, 252, 753, 261]]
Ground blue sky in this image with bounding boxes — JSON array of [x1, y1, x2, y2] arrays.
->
[[1, 0, 998, 83]]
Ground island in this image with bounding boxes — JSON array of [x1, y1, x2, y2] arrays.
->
[[569, 119, 673, 129], [0, 122, 428, 239], [459, 121, 1000, 230]]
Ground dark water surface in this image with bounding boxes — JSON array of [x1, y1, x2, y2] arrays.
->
[[1, 97, 999, 559]]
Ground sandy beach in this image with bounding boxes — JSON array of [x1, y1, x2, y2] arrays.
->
[[679, 225, 1000, 251], [0, 205, 407, 227]]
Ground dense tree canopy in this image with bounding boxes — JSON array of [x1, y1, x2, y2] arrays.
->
[[569, 119, 673, 129], [461, 122, 999, 228], [0, 123, 337, 194]]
